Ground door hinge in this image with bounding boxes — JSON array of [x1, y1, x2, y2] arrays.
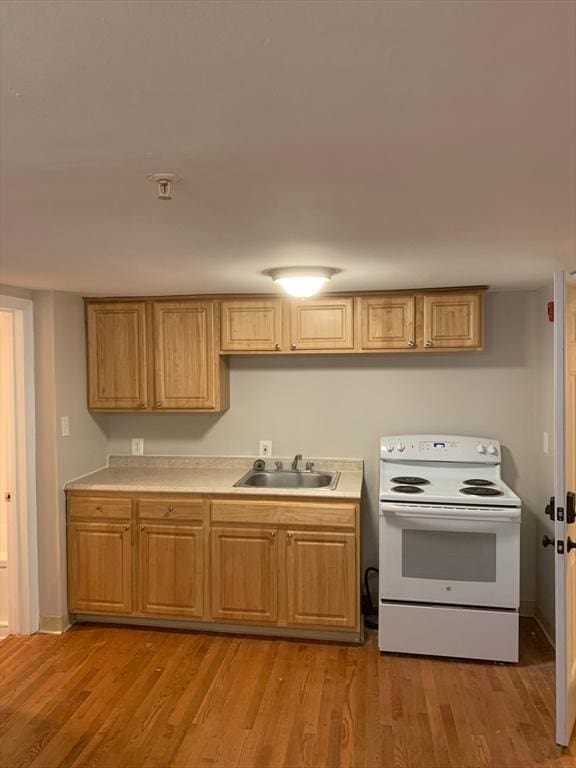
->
[[557, 540, 565, 555], [545, 496, 555, 520], [567, 491, 575, 525]]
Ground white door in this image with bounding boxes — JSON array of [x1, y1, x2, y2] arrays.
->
[[554, 270, 576, 747]]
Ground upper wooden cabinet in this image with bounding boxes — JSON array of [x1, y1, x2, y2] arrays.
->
[[359, 296, 416, 350], [153, 300, 220, 410], [422, 293, 482, 349], [86, 299, 229, 412], [220, 299, 283, 352], [86, 302, 148, 409], [289, 297, 354, 351]]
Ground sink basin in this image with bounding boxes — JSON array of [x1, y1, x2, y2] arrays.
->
[[234, 469, 340, 490]]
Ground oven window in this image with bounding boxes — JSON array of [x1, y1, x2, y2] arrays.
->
[[402, 530, 497, 582]]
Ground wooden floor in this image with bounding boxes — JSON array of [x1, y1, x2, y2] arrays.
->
[[0, 619, 574, 768]]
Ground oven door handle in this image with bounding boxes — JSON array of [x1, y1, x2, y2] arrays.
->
[[381, 504, 521, 522], [392, 511, 518, 522]]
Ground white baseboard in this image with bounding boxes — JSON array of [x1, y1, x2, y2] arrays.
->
[[39, 614, 71, 634]]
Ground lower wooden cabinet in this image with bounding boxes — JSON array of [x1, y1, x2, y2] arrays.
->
[[286, 530, 357, 629], [210, 527, 278, 623], [139, 523, 206, 618], [68, 521, 132, 614], [67, 493, 360, 639]]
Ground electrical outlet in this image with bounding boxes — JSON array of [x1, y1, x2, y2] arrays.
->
[[132, 438, 144, 456], [259, 440, 272, 457], [60, 416, 69, 437], [543, 431, 549, 455]]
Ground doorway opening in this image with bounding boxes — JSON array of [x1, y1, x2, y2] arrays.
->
[[0, 295, 39, 636]]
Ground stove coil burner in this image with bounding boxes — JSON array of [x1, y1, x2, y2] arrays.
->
[[392, 485, 425, 494], [391, 476, 429, 486], [463, 479, 495, 487], [460, 486, 503, 497]]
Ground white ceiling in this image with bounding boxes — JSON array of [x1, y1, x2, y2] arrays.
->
[[1, 0, 574, 295]]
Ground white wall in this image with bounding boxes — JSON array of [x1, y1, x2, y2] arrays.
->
[[33, 291, 108, 625], [105, 290, 543, 609]]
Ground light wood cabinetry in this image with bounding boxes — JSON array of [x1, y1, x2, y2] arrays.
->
[[220, 300, 283, 352], [289, 297, 354, 351], [67, 492, 361, 639], [359, 296, 416, 350], [68, 521, 132, 614], [86, 302, 148, 409], [153, 300, 222, 410], [286, 530, 356, 628], [139, 523, 206, 618], [422, 293, 482, 349], [211, 527, 278, 623], [86, 299, 228, 412]]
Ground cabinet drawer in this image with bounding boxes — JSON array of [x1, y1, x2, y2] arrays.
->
[[211, 501, 356, 529], [68, 496, 132, 521], [138, 498, 209, 522]]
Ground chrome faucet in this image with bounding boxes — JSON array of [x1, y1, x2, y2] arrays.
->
[[291, 454, 303, 471]]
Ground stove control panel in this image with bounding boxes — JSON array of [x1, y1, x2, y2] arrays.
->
[[380, 435, 501, 463]]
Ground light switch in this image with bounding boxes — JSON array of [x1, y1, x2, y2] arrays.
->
[[60, 416, 69, 437], [132, 438, 144, 456]]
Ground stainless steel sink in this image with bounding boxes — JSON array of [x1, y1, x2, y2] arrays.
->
[[234, 469, 340, 490]]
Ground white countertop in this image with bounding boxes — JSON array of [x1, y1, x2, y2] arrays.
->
[[65, 455, 364, 500]]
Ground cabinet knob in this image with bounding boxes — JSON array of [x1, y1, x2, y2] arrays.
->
[[137, 401, 145, 408], [425, 340, 433, 348], [270, 530, 276, 539], [96, 505, 102, 511], [408, 340, 416, 348], [124, 524, 130, 531], [290, 343, 296, 351], [287, 531, 293, 540], [168, 505, 174, 513], [154, 401, 162, 408], [274, 343, 281, 351]]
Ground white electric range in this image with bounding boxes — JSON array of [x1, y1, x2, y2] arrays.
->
[[378, 435, 521, 663]]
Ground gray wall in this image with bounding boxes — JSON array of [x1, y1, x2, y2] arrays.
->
[[105, 290, 545, 609], [530, 285, 556, 637], [33, 291, 108, 623]]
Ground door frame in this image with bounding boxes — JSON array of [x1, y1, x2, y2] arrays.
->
[[0, 294, 39, 635]]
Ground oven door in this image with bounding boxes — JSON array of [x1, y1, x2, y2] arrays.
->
[[379, 503, 521, 609]]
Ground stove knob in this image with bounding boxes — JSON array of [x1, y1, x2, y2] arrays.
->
[[396, 442, 405, 452], [487, 444, 498, 455], [476, 443, 487, 454], [384, 443, 395, 453]]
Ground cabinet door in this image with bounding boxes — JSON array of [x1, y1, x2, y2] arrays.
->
[[139, 524, 205, 618], [211, 527, 278, 623], [360, 296, 416, 349], [290, 298, 354, 351], [153, 300, 217, 409], [286, 530, 357, 629], [86, 302, 148, 409], [221, 300, 283, 352], [68, 522, 132, 614], [422, 294, 482, 349]]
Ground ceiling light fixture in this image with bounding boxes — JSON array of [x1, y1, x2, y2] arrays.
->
[[147, 173, 181, 200], [267, 267, 339, 298]]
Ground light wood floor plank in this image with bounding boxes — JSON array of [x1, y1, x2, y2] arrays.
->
[[0, 619, 574, 768]]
